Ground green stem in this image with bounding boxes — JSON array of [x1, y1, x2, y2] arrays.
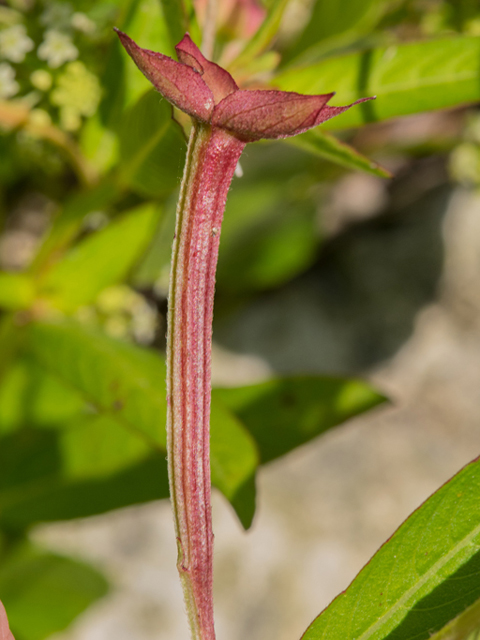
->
[[166, 120, 245, 640]]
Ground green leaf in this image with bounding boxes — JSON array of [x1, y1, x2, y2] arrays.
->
[[0, 431, 169, 529], [0, 273, 35, 310], [0, 359, 86, 436], [274, 36, 480, 130], [210, 400, 258, 528], [118, 89, 186, 197], [229, 0, 291, 70], [122, 0, 177, 104], [25, 320, 258, 521], [429, 597, 480, 640], [0, 358, 169, 528], [285, 129, 391, 177], [283, 0, 389, 65], [27, 320, 169, 449], [32, 181, 118, 272], [301, 456, 480, 640], [41, 203, 161, 312], [0, 543, 108, 640], [158, 0, 201, 53], [218, 180, 318, 293], [214, 376, 385, 463]]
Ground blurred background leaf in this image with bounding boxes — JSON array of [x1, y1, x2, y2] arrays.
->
[[0, 543, 108, 640]]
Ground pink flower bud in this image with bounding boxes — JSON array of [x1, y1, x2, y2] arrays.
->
[[115, 29, 374, 140]]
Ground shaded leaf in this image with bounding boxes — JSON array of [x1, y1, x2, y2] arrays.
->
[[41, 203, 161, 312], [285, 128, 391, 177], [302, 456, 480, 640], [274, 36, 480, 130], [214, 376, 385, 463], [218, 181, 318, 293], [429, 597, 480, 640], [0, 439, 169, 530], [0, 543, 108, 640], [118, 89, 186, 197], [0, 359, 84, 436], [158, 0, 201, 56]]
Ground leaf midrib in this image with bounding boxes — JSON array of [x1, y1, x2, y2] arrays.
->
[[352, 523, 480, 640]]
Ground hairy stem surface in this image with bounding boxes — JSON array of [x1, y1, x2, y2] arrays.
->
[[166, 121, 245, 640]]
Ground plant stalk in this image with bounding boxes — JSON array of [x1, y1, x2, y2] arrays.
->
[[166, 121, 245, 640]]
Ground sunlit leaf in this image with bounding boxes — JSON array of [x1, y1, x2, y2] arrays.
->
[[302, 456, 480, 640], [41, 203, 160, 311], [0, 273, 35, 310], [274, 36, 480, 130], [0, 543, 108, 640]]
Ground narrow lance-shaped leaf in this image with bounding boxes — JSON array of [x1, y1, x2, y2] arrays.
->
[[40, 203, 160, 312], [302, 455, 480, 640], [274, 36, 480, 130], [284, 128, 391, 178], [214, 375, 386, 464]]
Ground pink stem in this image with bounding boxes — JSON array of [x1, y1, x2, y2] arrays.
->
[[166, 121, 245, 640]]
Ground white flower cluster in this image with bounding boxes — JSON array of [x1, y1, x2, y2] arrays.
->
[[38, 29, 78, 68], [0, 1, 101, 133], [0, 24, 34, 63], [0, 62, 19, 99]]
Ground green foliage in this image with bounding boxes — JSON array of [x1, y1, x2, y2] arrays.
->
[[41, 203, 161, 311], [214, 376, 385, 463], [275, 36, 480, 130], [302, 457, 480, 640], [429, 597, 480, 640], [118, 90, 186, 197], [25, 320, 258, 506], [0, 0, 479, 635], [0, 543, 108, 640]]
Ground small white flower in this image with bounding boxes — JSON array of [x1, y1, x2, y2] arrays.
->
[[40, 3, 73, 30], [37, 29, 78, 68], [0, 62, 19, 98], [71, 12, 96, 34], [0, 24, 34, 63]]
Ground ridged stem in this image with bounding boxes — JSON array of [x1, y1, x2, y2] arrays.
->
[[166, 121, 245, 640]]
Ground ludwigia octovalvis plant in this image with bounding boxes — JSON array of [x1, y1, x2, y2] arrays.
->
[[115, 27, 373, 640]]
